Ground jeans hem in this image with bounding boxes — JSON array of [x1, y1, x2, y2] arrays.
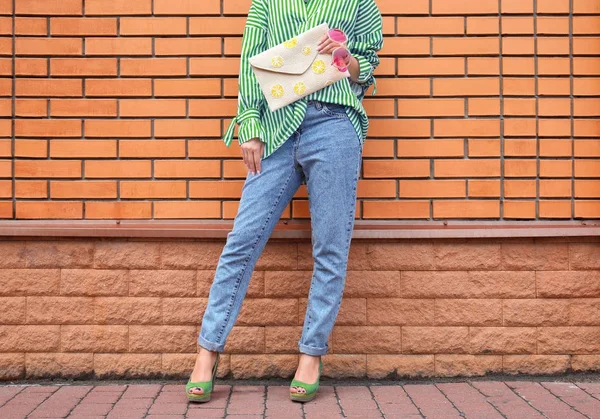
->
[[298, 342, 328, 356], [198, 334, 225, 353]]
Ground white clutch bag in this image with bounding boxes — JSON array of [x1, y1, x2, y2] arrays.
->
[[249, 23, 350, 112]]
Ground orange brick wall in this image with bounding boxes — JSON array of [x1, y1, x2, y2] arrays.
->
[[1, 237, 599, 380], [0, 0, 597, 221]]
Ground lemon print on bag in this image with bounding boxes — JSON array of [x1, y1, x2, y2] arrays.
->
[[271, 56, 284, 68], [312, 59, 326, 74], [271, 84, 284, 99], [294, 82, 307, 96], [325, 80, 335, 87], [302, 46, 311, 55], [283, 38, 298, 48]]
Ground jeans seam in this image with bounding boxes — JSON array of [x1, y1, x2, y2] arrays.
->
[[216, 166, 298, 342]]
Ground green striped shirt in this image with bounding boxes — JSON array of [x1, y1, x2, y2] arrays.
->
[[223, 0, 384, 158]]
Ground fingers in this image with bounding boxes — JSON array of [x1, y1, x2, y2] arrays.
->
[[241, 139, 263, 175]]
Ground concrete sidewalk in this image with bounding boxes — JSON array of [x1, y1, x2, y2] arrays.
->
[[1, 380, 600, 418]]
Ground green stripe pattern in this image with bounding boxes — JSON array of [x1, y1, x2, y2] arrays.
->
[[223, 0, 384, 159]]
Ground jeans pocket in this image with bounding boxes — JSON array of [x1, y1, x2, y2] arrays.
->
[[320, 102, 349, 119]]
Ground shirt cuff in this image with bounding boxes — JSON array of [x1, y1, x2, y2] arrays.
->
[[238, 117, 262, 145], [353, 53, 374, 84]]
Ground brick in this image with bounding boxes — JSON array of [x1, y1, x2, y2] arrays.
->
[[504, 159, 537, 177], [503, 300, 569, 326], [154, 201, 221, 219], [162, 298, 207, 324], [362, 160, 430, 178], [468, 57, 500, 75], [61, 325, 128, 352], [121, 58, 186, 76], [0, 297, 26, 324], [572, 355, 600, 372], [94, 297, 162, 324], [435, 119, 501, 137], [86, 0, 151, 15], [16, 0, 82, 15], [154, 119, 221, 138], [95, 241, 160, 269], [237, 299, 298, 326], [160, 242, 226, 270], [434, 201, 500, 219], [366, 299, 434, 326], [505, 139, 536, 156], [27, 296, 94, 324], [435, 355, 502, 377], [120, 140, 186, 158], [540, 160, 572, 177], [0, 353, 25, 380], [369, 78, 430, 96], [85, 120, 151, 138], [539, 139, 572, 157], [129, 326, 196, 353], [120, 181, 186, 199], [154, 78, 221, 97], [50, 139, 117, 158], [502, 241, 569, 270], [229, 355, 296, 379], [154, 0, 220, 15], [0, 325, 60, 352], [85, 160, 151, 178], [61, 269, 128, 296], [94, 354, 162, 378], [15, 138, 48, 158], [15, 119, 81, 138], [468, 139, 501, 157], [50, 181, 117, 198], [50, 17, 117, 36], [433, 38, 499, 55], [16, 99, 49, 118], [469, 327, 537, 354], [86, 202, 152, 219], [263, 326, 299, 353], [570, 243, 600, 270], [503, 355, 570, 375], [86, 38, 152, 56], [50, 59, 118, 77], [356, 180, 397, 198], [333, 326, 401, 354], [363, 200, 430, 219], [539, 200, 572, 218], [16, 37, 82, 56], [129, 270, 196, 297], [398, 58, 464, 76], [15, 160, 81, 178], [435, 299, 502, 326], [120, 17, 186, 35], [398, 17, 464, 35], [569, 299, 600, 326], [468, 17, 499, 35], [399, 180, 465, 198], [367, 355, 434, 378], [17, 202, 83, 219], [504, 201, 536, 219], [14, 17, 47, 35], [469, 98, 501, 116], [432, 0, 498, 14], [85, 79, 152, 97], [26, 353, 93, 379], [403, 327, 469, 354], [402, 271, 535, 298], [120, 100, 187, 118], [538, 327, 600, 354]]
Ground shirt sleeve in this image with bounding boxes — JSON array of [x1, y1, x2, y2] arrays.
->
[[223, 0, 268, 146], [347, 0, 384, 92]]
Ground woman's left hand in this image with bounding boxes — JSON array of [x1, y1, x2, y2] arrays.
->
[[317, 34, 352, 67]]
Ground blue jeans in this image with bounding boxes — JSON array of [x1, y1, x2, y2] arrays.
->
[[198, 100, 363, 356]]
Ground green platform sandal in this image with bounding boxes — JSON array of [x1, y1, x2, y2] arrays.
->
[[290, 358, 323, 402], [186, 352, 220, 403]]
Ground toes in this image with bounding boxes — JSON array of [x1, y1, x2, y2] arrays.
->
[[189, 387, 204, 395]]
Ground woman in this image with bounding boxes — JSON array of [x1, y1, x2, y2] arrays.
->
[[186, 0, 383, 403]]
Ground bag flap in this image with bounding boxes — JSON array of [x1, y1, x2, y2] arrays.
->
[[248, 23, 329, 75]]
